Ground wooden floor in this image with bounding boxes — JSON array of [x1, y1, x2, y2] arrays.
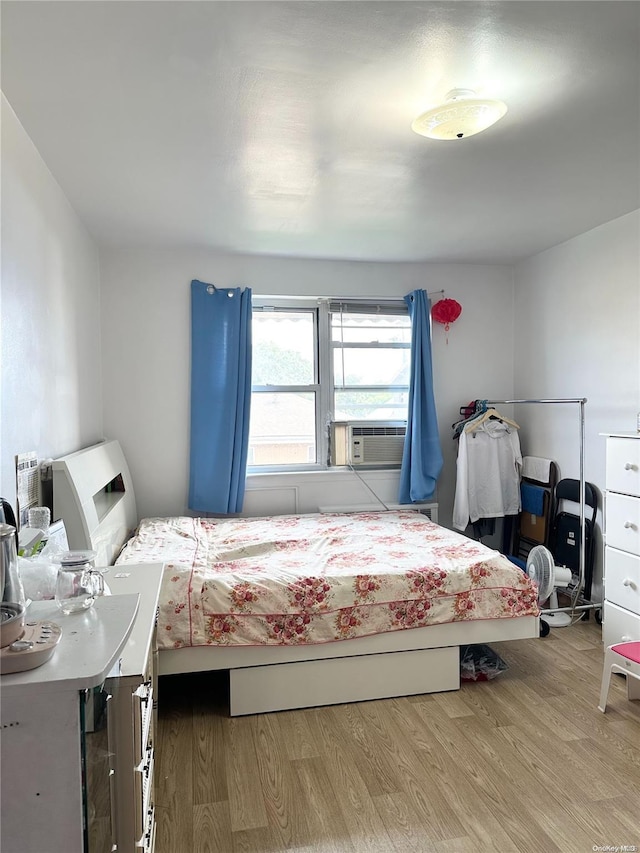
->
[[154, 621, 640, 853]]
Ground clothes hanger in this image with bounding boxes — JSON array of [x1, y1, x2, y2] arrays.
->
[[453, 409, 487, 438], [452, 400, 488, 437], [464, 408, 519, 433]]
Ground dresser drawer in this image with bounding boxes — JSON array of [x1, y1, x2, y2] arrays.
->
[[134, 746, 154, 842], [606, 437, 640, 497], [133, 682, 154, 763], [605, 546, 640, 615], [606, 492, 640, 555], [603, 601, 640, 647]]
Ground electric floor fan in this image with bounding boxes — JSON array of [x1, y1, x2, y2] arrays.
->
[[525, 545, 573, 636]]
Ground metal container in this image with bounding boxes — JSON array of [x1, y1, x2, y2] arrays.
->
[[1, 522, 26, 648]]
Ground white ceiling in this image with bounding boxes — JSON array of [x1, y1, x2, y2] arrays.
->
[[2, 1, 639, 263]]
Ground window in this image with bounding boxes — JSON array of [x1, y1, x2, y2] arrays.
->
[[249, 307, 319, 467], [249, 299, 410, 469], [330, 303, 411, 421]]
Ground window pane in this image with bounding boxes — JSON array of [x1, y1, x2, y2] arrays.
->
[[252, 311, 315, 385], [331, 312, 411, 344], [249, 392, 316, 465], [334, 390, 409, 421], [333, 347, 410, 387]]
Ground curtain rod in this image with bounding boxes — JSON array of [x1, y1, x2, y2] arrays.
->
[[323, 289, 444, 303], [256, 290, 446, 306], [484, 397, 587, 404]]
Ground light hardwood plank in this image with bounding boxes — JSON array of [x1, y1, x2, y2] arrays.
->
[[306, 705, 394, 852], [251, 712, 310, 847], [193, 696, 230, 805], [155, 805, 183, 853], [428, 689, 475, 719], [606, 795, 640, 840], [453, 713, 636, 851], [495, 710, 623, 803], [292, 757, 355, 851], [409, 733, 523, 853], [434, 837, 483, 853], [411, 711, 562, 852], [610, 713, 640, 747], [568, 735, 640, 800], [492, 678, 585, 741], [373, 792, 439, 852], [193, 802, 232, 853], [521, 797, 614, 853], [357, 699, 468, 843], [329, 701, 404, 797], [386, 695, 440, 751], [272, 707, 320, 761], [286, 846, 360, 853], [451, 717, 567, 815], [226, 716, 269, 832], [231, 826, 287, 853], [155, 681, 194, 847]]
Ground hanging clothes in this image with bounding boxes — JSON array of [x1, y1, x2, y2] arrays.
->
[[453, 417, 522, 532]]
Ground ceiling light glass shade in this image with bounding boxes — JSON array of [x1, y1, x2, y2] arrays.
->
[[412, 88, 507, 140]]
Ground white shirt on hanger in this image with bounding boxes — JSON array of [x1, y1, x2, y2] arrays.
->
[[453, 419, 522, 531]]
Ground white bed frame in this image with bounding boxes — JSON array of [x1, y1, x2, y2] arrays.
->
[[53, 440, 539, 715]]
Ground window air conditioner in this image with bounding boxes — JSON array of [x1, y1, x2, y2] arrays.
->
[[331, 421, 407, 467]]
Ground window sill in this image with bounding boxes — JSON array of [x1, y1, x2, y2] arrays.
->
[[246, 466, 401, 481]]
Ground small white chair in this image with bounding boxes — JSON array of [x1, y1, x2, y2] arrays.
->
[[598, 641, 640, 712]]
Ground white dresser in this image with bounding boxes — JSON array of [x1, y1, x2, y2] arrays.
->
[[1, 594, 139, 853], [603, 433, 640, 647], [105, 563, 164, 853], [0, 563, 163, 853]]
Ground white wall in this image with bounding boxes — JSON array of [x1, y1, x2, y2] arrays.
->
[[513, 209, 640, 599], [100, 248, 514, 524], [0, 95, 103, 508]]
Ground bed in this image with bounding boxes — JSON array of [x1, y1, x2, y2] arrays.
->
[[52, 440, 540, 715]]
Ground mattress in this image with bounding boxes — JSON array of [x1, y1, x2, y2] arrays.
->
[[116, 511, 539, 650]]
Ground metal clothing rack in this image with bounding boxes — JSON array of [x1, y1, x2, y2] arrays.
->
[[483, 397, 599, 622]]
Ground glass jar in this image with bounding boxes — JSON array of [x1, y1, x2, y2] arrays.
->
[[55, 555, 104, 614]]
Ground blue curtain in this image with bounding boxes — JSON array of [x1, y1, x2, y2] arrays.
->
[[399, 289, 443, 503], [189, 280, 252, 513]]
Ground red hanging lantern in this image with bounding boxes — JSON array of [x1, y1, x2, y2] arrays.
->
[[431, 298, 462, 344]]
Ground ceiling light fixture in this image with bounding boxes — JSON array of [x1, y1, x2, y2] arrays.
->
[[412, 88, 507, 140]]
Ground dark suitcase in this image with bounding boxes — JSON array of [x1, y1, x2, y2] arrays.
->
[[549, 479, 597, 602]]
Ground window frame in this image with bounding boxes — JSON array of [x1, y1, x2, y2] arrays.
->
[[249, 297, 409, 472]]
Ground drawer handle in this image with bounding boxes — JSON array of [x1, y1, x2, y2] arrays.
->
[[622, 635, 633, 642], [624, 462, 638, 471], [623, 521, 637, 530], [622, 578, 637, 588]]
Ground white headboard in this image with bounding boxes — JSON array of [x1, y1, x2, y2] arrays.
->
[[52, 439, 138, 566]]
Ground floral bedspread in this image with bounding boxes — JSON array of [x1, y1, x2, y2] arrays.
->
[[116, 511, 539, 650]]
